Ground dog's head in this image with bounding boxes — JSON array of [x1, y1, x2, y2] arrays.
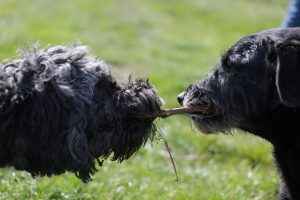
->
[[89, 77, 162, 162], [78, 75, 162, 182], [177, 28, 300, 133]]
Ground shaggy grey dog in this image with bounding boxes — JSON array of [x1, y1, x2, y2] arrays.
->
[[177, 28, 300, 200], [0, 44, 162, 182]]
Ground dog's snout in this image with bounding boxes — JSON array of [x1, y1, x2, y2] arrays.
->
[[177, 92, 186, 105]]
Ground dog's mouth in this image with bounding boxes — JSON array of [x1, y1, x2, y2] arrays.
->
[[140, 103, 216, 119], [186, 103, 216, 118]]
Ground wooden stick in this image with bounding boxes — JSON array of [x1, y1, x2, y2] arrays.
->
[[137, 105, 211, 119], [156, 105, 210, 118]]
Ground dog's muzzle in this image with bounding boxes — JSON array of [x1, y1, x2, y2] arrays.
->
[[177, 90, 216, 117]]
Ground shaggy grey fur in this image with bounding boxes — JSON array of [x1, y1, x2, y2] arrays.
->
[[0, 44, 162, 182], [178, 28, 300, 200]]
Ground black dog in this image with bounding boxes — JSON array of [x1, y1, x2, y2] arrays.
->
[[0, 44, 162, 182], [177, 27, 300, 200]]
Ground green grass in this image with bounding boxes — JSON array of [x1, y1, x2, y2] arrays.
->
[[0, 0, 287, 199]]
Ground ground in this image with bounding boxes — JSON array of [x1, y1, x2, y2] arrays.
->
[[0, 0, 286, 199]]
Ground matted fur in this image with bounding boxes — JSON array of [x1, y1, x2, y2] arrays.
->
[[0, 44, 162, 182]]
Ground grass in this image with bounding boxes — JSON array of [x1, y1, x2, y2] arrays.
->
[[0, 0, 287, 199]]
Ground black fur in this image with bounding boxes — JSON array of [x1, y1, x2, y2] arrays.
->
[[0, 44, 162, 182], [178, 28, 300, 200]]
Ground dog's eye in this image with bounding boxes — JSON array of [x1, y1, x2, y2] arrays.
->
[[280, 43, 299, 51], [283, 45, 296, 50]]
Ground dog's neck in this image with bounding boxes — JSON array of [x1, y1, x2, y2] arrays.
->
[[238, 106, 300, 145]]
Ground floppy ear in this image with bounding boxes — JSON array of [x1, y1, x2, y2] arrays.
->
[[275, 39, 300, 107]]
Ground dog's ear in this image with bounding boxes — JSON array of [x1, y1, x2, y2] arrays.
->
[[275, 39, 300, 107]]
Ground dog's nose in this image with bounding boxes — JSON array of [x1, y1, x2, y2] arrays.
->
[[177, 92, 186, 105]]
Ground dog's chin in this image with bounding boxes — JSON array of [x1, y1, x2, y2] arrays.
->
[[182, 100, 231, 133], [188, 111, 232, 134], [190, 115, 219, 134]]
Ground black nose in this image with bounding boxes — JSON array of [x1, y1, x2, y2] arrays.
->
[[177, 92, 186, 105]]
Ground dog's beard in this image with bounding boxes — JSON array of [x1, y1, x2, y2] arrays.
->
[[190, 114, 238, 134], [183, 93, 245, 134], [97, 78, 162, 161], [111, 78, 162, 161]]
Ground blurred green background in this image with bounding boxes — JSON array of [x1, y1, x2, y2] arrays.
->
[[0, 0, 287, 199]]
